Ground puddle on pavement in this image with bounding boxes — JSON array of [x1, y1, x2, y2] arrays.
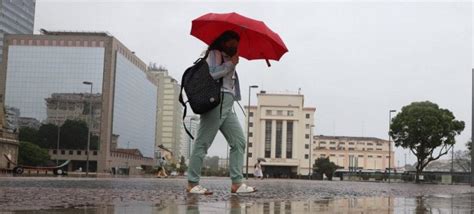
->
[[2, 194, 474, 213]]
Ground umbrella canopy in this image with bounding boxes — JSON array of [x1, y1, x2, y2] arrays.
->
[[191, 12, 288, 66], [257, 158, 266, 162]]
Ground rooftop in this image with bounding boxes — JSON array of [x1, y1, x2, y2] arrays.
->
[[40, 29, 112, 37], [314, 135, 387, 142]]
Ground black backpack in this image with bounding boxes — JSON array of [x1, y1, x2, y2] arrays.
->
[[179, 52, 223, 139]]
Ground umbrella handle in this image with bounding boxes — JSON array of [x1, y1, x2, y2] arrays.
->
[[265, 59, 271, 67]]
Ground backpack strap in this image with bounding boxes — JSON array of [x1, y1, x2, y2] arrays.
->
[[179, 69, 194, 140]]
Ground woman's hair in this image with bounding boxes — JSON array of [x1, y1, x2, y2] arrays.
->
[[207, 30, 240, 52]]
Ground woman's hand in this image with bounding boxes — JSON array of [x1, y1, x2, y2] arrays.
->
[[231, 54, 239, 65]]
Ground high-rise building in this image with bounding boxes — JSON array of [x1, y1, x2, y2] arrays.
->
[[180, 115, 199, 162], [45, 93, 102, 134], [0, 0, 36, 64], [0, 30, 157, 174], [313, 135, 395, 171], [245, 91, 316, 178], [147, 66, 183, 161]]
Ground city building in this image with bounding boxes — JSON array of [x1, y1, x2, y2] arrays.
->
[[218, 158, 229, 169], [17, 117, 41, 129], [313, 135, 395, 171], [147, 65, 183, 161], [180, 115, 199, 163], [0, 30, 157, 174], [45, 93, 102, 134], [0, 106, 19, 171], [245, 91, 316, 178], [0, 0, 36, 64]]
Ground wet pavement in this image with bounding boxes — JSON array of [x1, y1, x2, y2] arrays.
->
[[0, 177, 473, 213]]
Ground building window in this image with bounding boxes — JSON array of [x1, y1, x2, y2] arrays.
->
[[249, 132, 253, 137], [367, 148, 374, 151], [305, 124, 310, 129], [367, 143, 373, 146], [320, 154, 326, 157], [305, 154, 309, 159], [286, 121, 293, 158], [249, 122, 253, 127], [61, 150, 65, 155], [376, 148, 382, 151], [277, 110, 283, 116], [377, 156, 382, 158], [339, 154, 345, 157], [358, 155, 364, 158], [329, 147, 336, 150], [77, 151, 82, 155], [93, 151, 98, 156], [330, 154, 336, 157], [53, 150, 57, 154], [339, 142, 345, 145], [69, 150, 73, 155], [349, 142, 355, 145], [368, 155, 373, 158], [266, 110, 272, 115], [330, 142, 336, 145], [265, 120, 272, 158], [249, 143, 252, 147], [306, 114, 310, 119], [357, 142, 365, 145], [287, 111, 294, 116], [248, 153, 252, 158], [348, 148, 355, 151], [320, 141, 326, 144], [249, 112, 254, 117], [376, 143, 382, 146], [305, 134, 310, 139], [305, 144, 309, 149], [275, 120, 283, 158]]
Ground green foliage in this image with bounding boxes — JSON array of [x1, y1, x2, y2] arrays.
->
[[36, 123, 58, 149], [19, 127, 38, 143], [390, 101, 465, 182], [18, 141, 50, 166], [19, 119, 99, 150], [178, 156, 188, 175], [313, 157, 338, 180], [204, 156, 219, 170]]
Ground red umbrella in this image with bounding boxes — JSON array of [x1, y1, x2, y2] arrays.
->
[[191, 12, 288, 67]]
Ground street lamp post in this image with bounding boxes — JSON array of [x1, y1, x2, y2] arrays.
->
[[388, 109, 396, 183], [83, 81, 93, 176], [308, 124, 314, 180], [246, 85, 258, 179], [55, 101, 61, 165]]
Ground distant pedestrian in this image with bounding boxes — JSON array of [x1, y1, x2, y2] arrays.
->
[[254, 160, 264, 180], [186, 30, 256, 195]]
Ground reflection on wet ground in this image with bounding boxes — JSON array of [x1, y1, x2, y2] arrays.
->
[[3, 193, 473, 214]]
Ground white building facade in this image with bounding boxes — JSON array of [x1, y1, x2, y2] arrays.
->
[[245, 92, 315, 178], [147, 68, 183, 161]]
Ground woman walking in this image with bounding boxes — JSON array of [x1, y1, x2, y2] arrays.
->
[[186, 30, 256, 195]]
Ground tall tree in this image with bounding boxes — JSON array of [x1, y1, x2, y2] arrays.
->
[[18, 141, 50, 166], [390, 101, 465, 182], [19, 127, 38, 143], [313, 157, 338, 180], [178, 156, 188, 175], [36, 123, 58, 149]]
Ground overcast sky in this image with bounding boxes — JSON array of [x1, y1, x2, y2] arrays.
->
[[35, 0, 472, 165]]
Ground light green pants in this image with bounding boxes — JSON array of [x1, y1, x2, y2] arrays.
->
[[187, 93, 246, 184]]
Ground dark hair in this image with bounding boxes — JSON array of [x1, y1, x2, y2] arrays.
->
[[207, 30, 240, 52]]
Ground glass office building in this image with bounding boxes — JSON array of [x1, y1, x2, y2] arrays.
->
[[0, 0, 36, 64], [1, 31, 157, 173]]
